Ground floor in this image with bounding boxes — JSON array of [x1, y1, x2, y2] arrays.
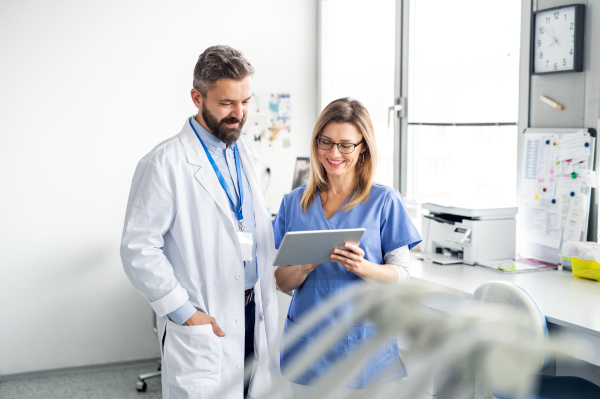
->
[[0, 361, 162, 399]]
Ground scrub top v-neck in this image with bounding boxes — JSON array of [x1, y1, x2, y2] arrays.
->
[[316, 192, 351, 226], [273, 183, 421, 388]]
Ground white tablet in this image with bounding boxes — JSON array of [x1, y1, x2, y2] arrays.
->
[[273, 228, 366, 266]]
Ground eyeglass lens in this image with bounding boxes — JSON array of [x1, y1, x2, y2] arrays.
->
[[317, 138, 358, 154]]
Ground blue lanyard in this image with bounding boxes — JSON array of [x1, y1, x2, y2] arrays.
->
[[189, 118, 245, 230]]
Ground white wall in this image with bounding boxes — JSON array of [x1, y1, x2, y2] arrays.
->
[[0, 0, 317, 376]]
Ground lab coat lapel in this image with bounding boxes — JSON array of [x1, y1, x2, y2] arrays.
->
[[178, 119, 236, 230], [237, 139, 276, 265], [237, 139, 267, 214]]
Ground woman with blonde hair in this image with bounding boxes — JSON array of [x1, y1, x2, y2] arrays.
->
[[273, 98, 421, 396]]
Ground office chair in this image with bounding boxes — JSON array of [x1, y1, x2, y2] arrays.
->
[[136, 312, 161, 392], [136, 361, 161, 392], [472, 281, 600, 399]]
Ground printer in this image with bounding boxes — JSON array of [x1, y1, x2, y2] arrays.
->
[[421, 203, 518, 265]]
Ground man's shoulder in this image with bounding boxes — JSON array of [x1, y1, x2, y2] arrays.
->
[[140, 131, 186, 165]]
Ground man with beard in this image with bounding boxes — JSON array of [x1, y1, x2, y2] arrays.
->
[[121, 45, 281, 399]]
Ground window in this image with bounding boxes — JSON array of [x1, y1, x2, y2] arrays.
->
[[319, 0, 521, 207], [406, 0, 521, 206], [319, 0, 397, 187]]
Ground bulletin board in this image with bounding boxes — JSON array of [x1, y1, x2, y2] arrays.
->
[[518, 128, 597, 264]]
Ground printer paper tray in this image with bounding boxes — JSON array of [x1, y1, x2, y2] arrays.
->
[[424, 253, 464, 265]]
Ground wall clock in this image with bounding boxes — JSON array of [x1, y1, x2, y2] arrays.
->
[[531, 4, 585, 74]]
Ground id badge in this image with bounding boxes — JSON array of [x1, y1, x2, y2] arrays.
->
[[236, 231, 253, 261]]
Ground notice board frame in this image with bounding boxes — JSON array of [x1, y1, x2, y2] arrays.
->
[[518, 127, 596, 264]]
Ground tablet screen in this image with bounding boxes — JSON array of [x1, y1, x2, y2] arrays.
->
[[273, 228, 365, 266]]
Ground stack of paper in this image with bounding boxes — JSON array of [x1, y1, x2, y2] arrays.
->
[[475, 258, 558, 273]]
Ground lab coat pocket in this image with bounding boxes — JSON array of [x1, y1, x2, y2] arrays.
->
[[164, 320, 222, 387]]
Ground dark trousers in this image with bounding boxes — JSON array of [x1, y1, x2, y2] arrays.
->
[[244, 293, 255, 397]]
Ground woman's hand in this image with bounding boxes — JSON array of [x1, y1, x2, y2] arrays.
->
[[331, 242, 367, 275], [331, 243, 400, 282]]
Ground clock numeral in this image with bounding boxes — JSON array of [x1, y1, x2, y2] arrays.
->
[[572, 35, 575, 43], [539, 52, 544, 59], [563, 58, 567, 66], [570, 49, 573, 55], [546, 17, 551, 24], [546, 60, 550, 68], [537, 40, 542, 47], [554, 11, 560, 19], [554, 63, 558, 71], [570, 22, 574, 30], [539, 27, 545, 34]]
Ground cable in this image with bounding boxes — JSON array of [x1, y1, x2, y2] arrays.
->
[[262, 167, 271, 195]]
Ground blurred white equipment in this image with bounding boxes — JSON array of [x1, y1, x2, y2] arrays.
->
[[260, 282, 567, 399], [421, 203, 517, 265], [472, 281, 600, 399]]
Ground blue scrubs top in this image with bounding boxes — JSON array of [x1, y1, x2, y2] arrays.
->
[[273, 184, 422, 388]]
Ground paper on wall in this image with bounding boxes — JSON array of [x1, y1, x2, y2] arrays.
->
[[577, 169, 597, 188], [555, 129, 591, 161], [555, 174, 582, 194], [558, 194, 571, 229], [520, 203, 562, 249], [523, 138, 540, 181], [536, 135, 557, 199], [563, 194, 586, 242]]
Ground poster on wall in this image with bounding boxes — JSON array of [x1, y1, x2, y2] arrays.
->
[[243, 93, 292, 148], [268, 93, 292, 148], [243, 93, 269, 142]]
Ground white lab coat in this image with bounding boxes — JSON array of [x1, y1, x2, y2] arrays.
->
[[121, 118, 281, 399]]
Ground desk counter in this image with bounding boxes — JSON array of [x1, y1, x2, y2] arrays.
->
[[409, 257, 600, 366]]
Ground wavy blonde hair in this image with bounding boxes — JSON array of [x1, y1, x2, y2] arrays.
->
[[300, 98, 378, 213]]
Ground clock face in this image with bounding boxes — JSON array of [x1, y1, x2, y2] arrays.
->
[[532, 5, 583, 74]]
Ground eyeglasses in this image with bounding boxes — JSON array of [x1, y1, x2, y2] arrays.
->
[[316, 137, 364, 154]]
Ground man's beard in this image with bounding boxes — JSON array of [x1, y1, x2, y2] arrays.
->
[[202, 106, 246, 147]]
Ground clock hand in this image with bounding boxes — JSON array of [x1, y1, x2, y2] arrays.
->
[[548, 27, 559, 47], [556, 27, 569, 40], [545, 28, 557, 46]]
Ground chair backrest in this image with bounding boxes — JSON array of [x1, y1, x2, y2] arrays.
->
[[472, 281, 550, 372]]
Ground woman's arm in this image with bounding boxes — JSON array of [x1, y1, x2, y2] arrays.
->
[[384, 245, 410, 282], [330, 243, 409, 283], [274, 263, 319, 293]]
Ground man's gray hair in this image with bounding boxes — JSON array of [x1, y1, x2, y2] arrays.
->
[[193, 45, 254, 95]]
